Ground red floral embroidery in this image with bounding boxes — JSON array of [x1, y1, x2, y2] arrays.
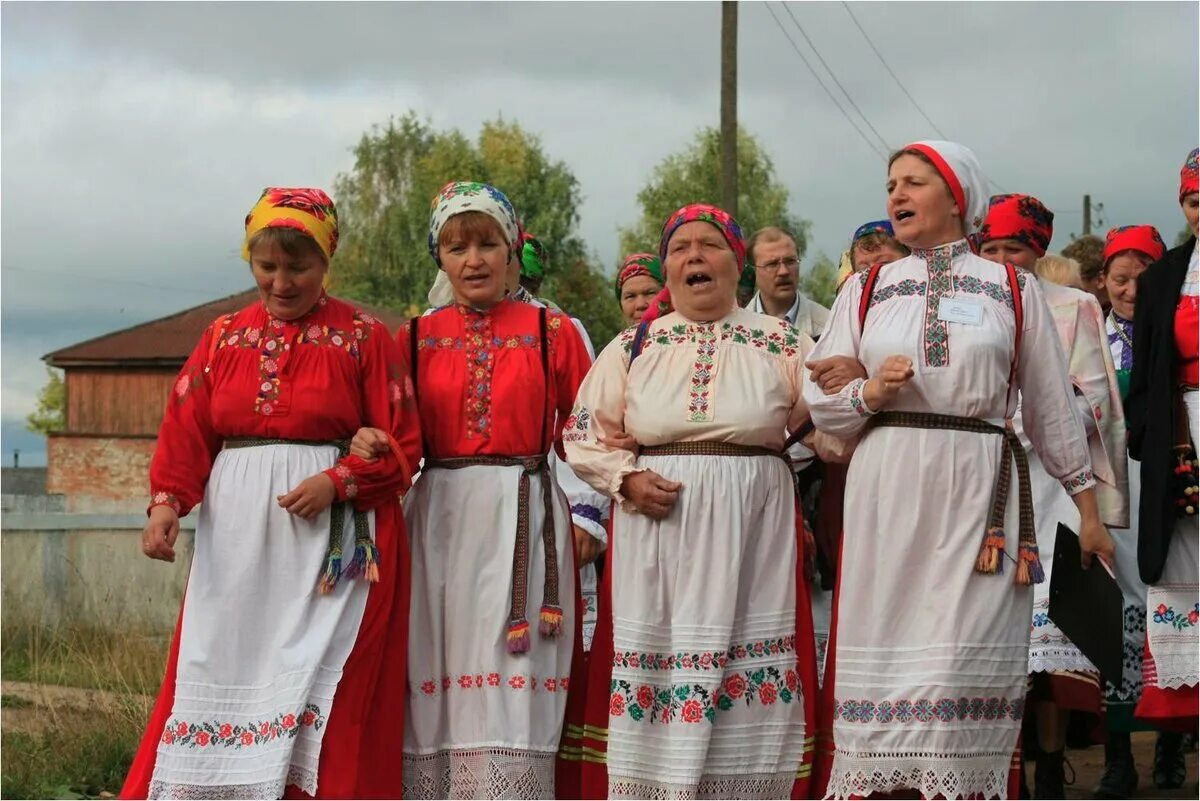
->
[[162, 703, 325, 750], [411, 672, 569, 697], [487, 673, 501, 687], [333, 463, 359, 499], [725, 674, 747, 699], [610, 693, 626, 717], [681, 699, 705, 723], [637, 686, 654, 709], [150, 491, 181, 514], [509, 676, 526, 689], [421, 680, 436, 695], [759, 682, 778, 705]]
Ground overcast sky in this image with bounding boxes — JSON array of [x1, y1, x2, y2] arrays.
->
[[2, 1, 1197, 466]]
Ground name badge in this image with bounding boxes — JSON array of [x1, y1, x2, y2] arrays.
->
[[937, 297, 984, 326]]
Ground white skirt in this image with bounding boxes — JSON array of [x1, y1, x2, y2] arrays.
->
[[149, 443, 371, 799], [1026, 449, 1097, 676], [402, 462, 575, 800], [606, 451, 806, 801], [829, 426, 1031, 801], [1145, 520, 1199, 690]]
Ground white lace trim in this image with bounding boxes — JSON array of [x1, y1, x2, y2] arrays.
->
[[148, 764, 315, 799], [609, 772, 795, 800], [1028, 650, 1098, 675], [1150, 654, 1200, 690], [824, 752, 1009, 800], [402, 747, 555, 799]]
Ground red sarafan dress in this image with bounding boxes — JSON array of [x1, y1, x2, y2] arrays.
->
[[120, 292, 421, 800], [398, 298, 592, 800]]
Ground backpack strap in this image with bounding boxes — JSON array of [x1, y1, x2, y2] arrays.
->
[[1005, 262, 1024, 394], [408, 316, 421, 400], [857, 263, 885, 331], [539, 306, 551, 452], [628, 320, 653, 368]]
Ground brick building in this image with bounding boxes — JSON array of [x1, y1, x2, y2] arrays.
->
[[43, 290, 404, 511]]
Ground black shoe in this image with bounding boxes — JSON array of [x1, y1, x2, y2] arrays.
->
[[1034, 748, 1072, 799], [1094, 733, 1138, 799], [1154, 731, 1187, 790]]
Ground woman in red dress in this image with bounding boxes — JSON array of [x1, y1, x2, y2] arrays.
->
[[120, 187, 421, 799]]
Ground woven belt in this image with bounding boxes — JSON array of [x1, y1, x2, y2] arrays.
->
[[424, 455, 562, 654], [223, 437, 378, 594], [869, 411, 1044, 585], [640, 441, 791, 464]]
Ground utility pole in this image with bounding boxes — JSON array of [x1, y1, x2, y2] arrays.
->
[[1083, 194, 1091, 236], [720, 1, 738, 217]]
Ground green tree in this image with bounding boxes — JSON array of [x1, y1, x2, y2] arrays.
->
[[798, 253, 839, 309], [26, 367, 65, 435], [619, 126, 810, 260], [331, 113, 622, 346]]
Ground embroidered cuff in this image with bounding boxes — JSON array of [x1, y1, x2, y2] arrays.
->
[[848, 378, 876, 417], [1060, 468, 1096, 496], [325, 463, 359, 501], [148, 491, 182, 516]]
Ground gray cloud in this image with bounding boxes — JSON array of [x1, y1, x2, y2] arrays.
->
[[3, 1, 1197, 461]]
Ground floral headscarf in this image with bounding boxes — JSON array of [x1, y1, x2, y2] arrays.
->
[[899, 140, 989, 238], [978, 194, 1055, 257], [242, 187, 339, 262], [615, 253, 663, 299], [658, 203, 746, 268], [642, 203, 746, 324], [427, 181, 520, 267], [1103, 225, 1166, 266], [1181, 147, 1199, 203]]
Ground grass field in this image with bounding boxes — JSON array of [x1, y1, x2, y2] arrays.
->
[[1, 623, 166, 799]]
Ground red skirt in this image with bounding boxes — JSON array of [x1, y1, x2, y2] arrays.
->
[[119, 501, 410, 800], [1135, 639, 1200, 733]]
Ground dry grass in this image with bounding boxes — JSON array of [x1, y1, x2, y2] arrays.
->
[[1, 623, 166, 798]]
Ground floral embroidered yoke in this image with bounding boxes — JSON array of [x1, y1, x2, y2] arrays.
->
[[564, 307, 813, 504], [803, 243, 1096, 799], [149, 292, 421, 516]]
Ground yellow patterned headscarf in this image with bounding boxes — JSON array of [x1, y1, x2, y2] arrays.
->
[[242, 187, 340, 262], [835, 249, 854, 292]]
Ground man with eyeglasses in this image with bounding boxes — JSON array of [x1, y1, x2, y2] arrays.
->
[[747, 226, 831, 340]]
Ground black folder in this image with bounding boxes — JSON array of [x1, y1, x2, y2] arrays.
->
[[1046, 523, 1124, 682]]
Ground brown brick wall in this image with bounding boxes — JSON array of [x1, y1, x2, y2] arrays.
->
[[47, 435, 157, 511]]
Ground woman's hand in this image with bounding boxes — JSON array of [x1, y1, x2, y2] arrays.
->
[[278, 473, 338, 520], [143, 505, 181, 562], [620, 470, 683, 520], [573, 525, 604, 566], [862, 355, 914, 409], [599, 430, 639, 453], [349, 427, 390, 461], [1072, 488, 1115, 569], [805, 355, 869, 395]]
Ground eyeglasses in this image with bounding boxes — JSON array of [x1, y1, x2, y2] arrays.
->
[[754, 257, 800, 272]]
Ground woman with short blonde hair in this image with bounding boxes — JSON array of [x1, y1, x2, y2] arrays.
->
[[1034, 253, 1084, 289]]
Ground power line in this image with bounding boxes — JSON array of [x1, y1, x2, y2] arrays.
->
[[840, 2, 947, 140], [763, 3, 887, 162], [778, 2, 892, 155]]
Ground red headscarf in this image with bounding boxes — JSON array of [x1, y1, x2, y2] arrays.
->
[[1180, 147, 1199, 203], [977, 194, 1055, 257], [1103, 225, 1166, 266], [641, 203, 746, 323]]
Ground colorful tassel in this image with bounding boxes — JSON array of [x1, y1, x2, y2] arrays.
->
[[539, 604, 564, 637], [506, 619, 531, 654], [342, 537, 382, 584], [317, 552, 342, 595], [1015, 542, 1045, 586], [974, 527, 1006, 575]]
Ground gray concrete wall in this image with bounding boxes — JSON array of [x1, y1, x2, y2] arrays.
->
[[1, 512, 197, 633]]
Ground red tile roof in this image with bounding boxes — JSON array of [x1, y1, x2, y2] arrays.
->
[[45, 290, 408, 367]]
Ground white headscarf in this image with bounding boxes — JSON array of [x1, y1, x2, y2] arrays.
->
[[902, 140, 989, 237], [426, 181, 520, 267]]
